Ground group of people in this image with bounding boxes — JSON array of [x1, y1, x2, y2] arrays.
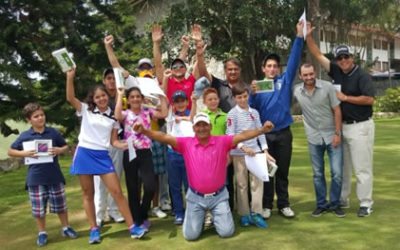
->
[[8, 20, 375, 247]]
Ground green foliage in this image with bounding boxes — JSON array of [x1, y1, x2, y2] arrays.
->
[[374, 87, 400, 112]]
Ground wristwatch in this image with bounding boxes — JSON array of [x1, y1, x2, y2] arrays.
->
[[335, 131, 342, 136]]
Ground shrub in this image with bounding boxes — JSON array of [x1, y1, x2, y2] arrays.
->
[[374, 87, 400, 112]]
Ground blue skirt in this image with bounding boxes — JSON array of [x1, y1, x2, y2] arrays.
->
[[70, 146, 115, 175]]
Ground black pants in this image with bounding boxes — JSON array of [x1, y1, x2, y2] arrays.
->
[[226, 162, 235, 210], [123, 149, 156, 225], [263, 127, 293, 209]]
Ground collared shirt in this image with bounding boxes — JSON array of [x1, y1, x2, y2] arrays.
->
[[174, 135, 234, 193], [293, 80, 340, 145], [77, 103, 120, 150], [167, 74, 196, 109], [121, 108, 154, 149], [211, 77, 236, 113], [328, 63, 375, 122], [203, 108, 227, 135], [10, 126, 66, 187], [226, 105, 268, 155], [249, 37, 304, 132]]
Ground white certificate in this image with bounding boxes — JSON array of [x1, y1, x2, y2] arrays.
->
[[244, 153, 269, 182], [22, 140, 54, 165]]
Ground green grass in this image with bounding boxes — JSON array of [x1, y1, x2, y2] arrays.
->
[[1, 118, 399, 250]]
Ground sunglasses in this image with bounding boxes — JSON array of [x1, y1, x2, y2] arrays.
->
[[336, 55, 350, 61], [171, 64, 185, 70]]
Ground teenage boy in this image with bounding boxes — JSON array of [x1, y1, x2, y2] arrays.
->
[[8, 103, 78, 247]]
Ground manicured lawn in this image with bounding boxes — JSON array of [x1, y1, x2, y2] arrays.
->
[[1, 118, 399, 250]]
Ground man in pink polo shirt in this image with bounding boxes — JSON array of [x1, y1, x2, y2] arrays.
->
[[133, 112, 274, 241]]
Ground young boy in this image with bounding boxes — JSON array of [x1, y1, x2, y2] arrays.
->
[[226, 85, 274, 229], [165, 90, 196, 225], [8, 103, 77, 247]]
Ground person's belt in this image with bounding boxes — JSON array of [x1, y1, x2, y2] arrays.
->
[[190, 186, 225, 198], [343, 117, 371, 124]]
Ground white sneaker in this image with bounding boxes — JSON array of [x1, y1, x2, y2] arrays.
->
[[161, 202, 172, 211], [108, 211, 125, 223], [262, 208, 272, 219], [152, 207, 167, 218], [280, 207, 295, 218]]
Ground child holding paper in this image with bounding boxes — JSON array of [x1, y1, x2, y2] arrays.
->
[[114, 86, 168, 233], [226, 85, 275, 229], [8, 103, 78, 247], [165, 89, 196, 225], [66, 68, 138, 243]]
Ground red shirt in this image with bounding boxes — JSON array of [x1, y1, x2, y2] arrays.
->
[[167, 74, 196, 109]]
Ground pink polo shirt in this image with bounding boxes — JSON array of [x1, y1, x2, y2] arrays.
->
[[167, 74, 196, 109], [174, 135, 234, 193]]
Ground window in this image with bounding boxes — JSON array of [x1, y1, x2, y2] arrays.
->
[[373, 39, 381, 49]]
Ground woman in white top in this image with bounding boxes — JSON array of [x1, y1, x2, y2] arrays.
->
[[66, 68, 144, 244]]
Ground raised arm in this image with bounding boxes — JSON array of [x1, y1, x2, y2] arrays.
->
[[191, 24, 211, 81], [161, 68, 172, 93], [306, 22, 330, 72], [189, 93, 198, 121], [152, 24, 165, 83], [66, 68, 82, 112], [133, 122, 177, 148], [114, 88, 125, 122], [179, 35, 190, 62], [153, 95, 169, 119], [104, 35, 130, 78], [232, 121, 274, 146]]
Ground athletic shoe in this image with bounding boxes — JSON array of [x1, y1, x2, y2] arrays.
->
[[261, 208, 272, 219], [61, 227, 78, 239], [130, 225, 146, 239], [311, 207, 328, 217], [240, 215, 251, 227], [279, 207, 295, 218], [174, 215, 184, 225], [161, 202, 172, 211], [251, 213, 268, 228], [140, 220, 151, 233], [88, 228, 101, 244], [152, 207, 167, 218], [357, 207, 373, 217], [109, 212, 125, 223], [36, 233, 48, 247], [204, 211, 213, 227], [332, 207, 346, 218]]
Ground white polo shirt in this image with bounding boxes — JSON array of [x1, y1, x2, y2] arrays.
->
[[77, 103, 120, 150]]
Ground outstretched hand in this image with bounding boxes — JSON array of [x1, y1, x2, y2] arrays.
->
[[296, 20, 304, 37], [181, 35, 190, 47], [305, 21, 315, 38], [261, 121, 274, 133], [152, 24, 164, 43], [191, 24, 202, 42], [66, 67, 76, 78]]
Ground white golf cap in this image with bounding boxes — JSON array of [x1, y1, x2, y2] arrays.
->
[[193, 112, 210, 125]]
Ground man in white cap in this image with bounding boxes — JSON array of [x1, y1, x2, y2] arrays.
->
[[133, 112, 274, 240]]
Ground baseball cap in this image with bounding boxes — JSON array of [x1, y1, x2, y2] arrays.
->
[[170, 58, 186, 69], [193, 112, 210, 125], [137, 58, 154, 69], [262, 53, 281, 66], [172, 90, 187, 102], [103, 68, 114, 78], [334, 45, 352, 59]]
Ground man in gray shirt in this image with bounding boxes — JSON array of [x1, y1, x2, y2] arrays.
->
[[294, 63, 344, 218]]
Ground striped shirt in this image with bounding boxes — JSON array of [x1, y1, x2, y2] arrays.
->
[[226, 105, 268, 156]]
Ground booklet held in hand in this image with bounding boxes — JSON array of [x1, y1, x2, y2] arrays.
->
[[256, 79, 274, 93], [52, 48, 76, 72]]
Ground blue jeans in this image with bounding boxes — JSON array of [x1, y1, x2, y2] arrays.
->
[[167, 149, 188, 217], [183, 188, 234, 241], [308, 142, 343, 209]]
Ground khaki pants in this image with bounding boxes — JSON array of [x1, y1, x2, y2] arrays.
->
[[232, 156, 263, 215], [341, 119, 375, 208]]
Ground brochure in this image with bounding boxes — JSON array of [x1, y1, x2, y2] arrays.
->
[[113, 67, 126, 89], [52, 48, 76, 72], [256, 79, 274, 93], [22, 140, 53, 165]]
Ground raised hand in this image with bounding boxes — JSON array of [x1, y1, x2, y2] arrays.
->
[[296, 20, 304, 37], [191, 24, 202, 42], [152, 24, 164, 43], [132, 122, 144, 133], [250, 80, 259, 94], [104, 35, 114, 46], [306, 21, 315, 38], [163, 69, 172, 79], [181, 35, 190, 47], [66, 67, 76, 78]]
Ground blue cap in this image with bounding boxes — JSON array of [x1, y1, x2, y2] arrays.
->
[[172, 90, 187, 102], [194, 76, 211, 97]]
